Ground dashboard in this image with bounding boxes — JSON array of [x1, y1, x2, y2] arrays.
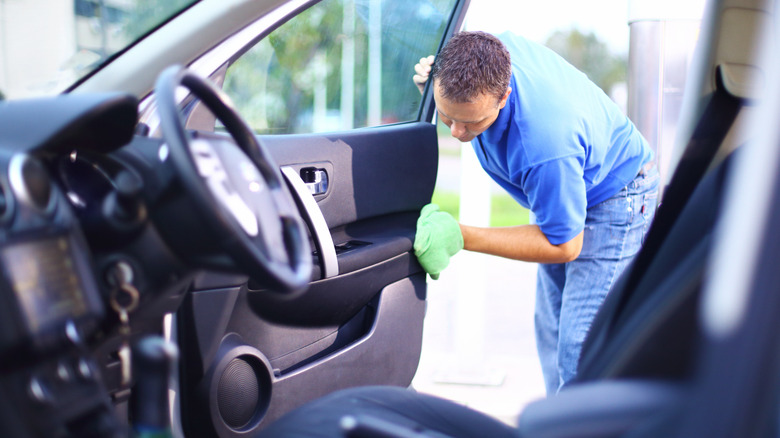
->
[[0, 112, 124, 436], [0, 78, 311, 436]]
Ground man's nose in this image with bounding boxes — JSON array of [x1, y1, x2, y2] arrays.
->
[[450, 122, 465, 138]]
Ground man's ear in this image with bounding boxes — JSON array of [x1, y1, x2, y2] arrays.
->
[[498, 87, 512, 109]]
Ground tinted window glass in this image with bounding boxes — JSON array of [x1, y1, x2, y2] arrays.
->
[[223, 0, 456, 134]]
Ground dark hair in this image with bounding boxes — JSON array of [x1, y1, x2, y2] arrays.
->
[[431, 31, 511, 103]]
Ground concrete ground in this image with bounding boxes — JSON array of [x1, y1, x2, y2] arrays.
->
[[411, 255, 546, 426], [410, 139, 547, 426]]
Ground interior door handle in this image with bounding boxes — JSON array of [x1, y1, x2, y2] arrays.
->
[[300, 167, 329, 196], [281, 166, 339, 279]]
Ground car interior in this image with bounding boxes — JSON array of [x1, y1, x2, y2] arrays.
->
[[0, 0, 778, 437]]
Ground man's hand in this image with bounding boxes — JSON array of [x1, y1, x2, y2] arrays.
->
[[414, 203, 463, 279], [412, 55, 435, 94]]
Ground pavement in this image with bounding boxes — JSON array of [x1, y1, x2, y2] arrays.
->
[[410, 139, 547, 426]]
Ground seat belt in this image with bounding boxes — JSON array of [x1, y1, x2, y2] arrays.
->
[[610, 75, 744, 320], [576, 76, 744, 384]]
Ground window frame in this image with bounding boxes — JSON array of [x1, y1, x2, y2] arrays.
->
[[138, 0, 471, 136]]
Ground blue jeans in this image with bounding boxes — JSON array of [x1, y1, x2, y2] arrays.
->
[[535, 166, 659, 394]]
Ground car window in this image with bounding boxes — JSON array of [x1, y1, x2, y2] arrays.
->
[[223, 0, 457, 135]]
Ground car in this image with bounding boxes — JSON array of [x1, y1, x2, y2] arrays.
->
[[0, 1, 465, 436], [0, 0, 778, 437]]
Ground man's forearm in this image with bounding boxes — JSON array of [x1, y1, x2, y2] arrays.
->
[[459, 224, 583, 264]]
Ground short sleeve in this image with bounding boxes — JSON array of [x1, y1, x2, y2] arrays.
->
[[521, 156, 587, 245]]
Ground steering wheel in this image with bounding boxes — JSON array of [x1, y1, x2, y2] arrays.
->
[[154, 65, 311, 294]]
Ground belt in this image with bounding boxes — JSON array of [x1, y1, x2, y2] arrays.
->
[[638, 161, 656, 176]]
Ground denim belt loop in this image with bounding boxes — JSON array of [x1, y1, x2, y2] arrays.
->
[[638, 161, 656, 176]]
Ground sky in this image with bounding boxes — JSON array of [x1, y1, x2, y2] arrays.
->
[[463, 0, 707, 55]]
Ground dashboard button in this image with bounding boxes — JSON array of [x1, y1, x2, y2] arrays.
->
[[56, 362, 73, 383], [28, 377, 53, 404], [76, 358, 94, 380]]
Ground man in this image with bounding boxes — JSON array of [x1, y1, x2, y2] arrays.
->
[[412, 31, 658, 393]]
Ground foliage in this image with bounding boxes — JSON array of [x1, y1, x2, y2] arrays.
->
[[545, 28, 626, 96], [432, 189, 530, 228], [223, 0, 455, 134], [122, 0, 198, 43]]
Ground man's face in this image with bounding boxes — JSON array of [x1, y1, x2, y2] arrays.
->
[[433, 80, 511, 143]]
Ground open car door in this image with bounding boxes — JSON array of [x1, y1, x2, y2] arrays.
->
[[158, 1, 471, 435]]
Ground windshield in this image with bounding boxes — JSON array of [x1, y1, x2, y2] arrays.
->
[[0, 0, 199, 100]]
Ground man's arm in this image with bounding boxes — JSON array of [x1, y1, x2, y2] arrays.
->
[[460, 223, 583, 264]]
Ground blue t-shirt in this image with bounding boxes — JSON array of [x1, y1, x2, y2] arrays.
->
[[473, 32, 653, 245]]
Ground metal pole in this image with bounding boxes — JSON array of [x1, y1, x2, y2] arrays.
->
[[627, 0, 705, 195], [367, 0, 381, 126], [340, 0, 355, 130], [0, 0, 7, 96], [98, 0, 109, 59]]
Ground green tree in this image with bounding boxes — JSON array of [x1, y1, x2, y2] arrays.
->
[[224, 0, 450, 134], [545, 28, 626, 96], [123, 0, 198, 42]]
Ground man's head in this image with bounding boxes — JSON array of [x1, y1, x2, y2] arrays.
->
[[431, 31, 512, 142]]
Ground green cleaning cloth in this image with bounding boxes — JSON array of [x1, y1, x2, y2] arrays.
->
[[413, 203, 464, 280]]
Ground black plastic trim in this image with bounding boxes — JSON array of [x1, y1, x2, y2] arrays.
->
[[248, 250, 421, 327]]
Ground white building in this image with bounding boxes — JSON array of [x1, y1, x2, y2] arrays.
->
[[0, 0, 131, 99]]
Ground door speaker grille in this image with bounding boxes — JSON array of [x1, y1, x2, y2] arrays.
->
[[217, 357, 260, 429]]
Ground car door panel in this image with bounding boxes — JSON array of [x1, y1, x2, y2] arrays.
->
[[179, 275, 427, 435], [244, 121, 438, 324], [173, 0, 469, 433], [180, 273, 426, 433], [262, 275, 427, 424], [262, 122, 439, 232], [177, 120, 439, 436]]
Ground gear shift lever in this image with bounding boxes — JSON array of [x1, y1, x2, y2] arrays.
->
[[131, 336, 177, 438]]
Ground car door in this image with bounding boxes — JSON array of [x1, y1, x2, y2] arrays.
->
[[164, 1, 470, 436]]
